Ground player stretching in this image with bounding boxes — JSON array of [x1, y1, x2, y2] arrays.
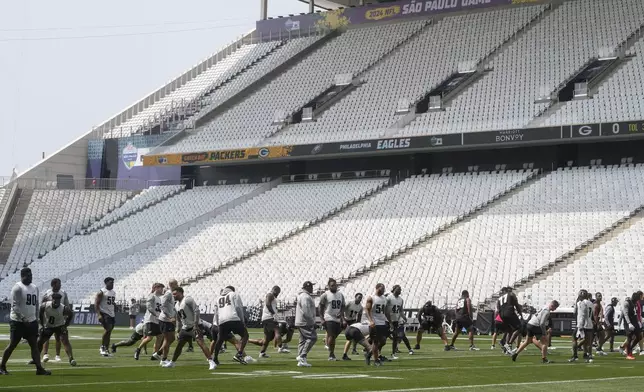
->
[[95, 277, 116, 357], [499, 287, 522, 353], [248, 286, 281, 358], [162, 287, 199, 368], [135, 283, 164, 360], [366, 283, 390, 367], [415, 300, 449, 351], [212, 286, 249, 366], [0, 268, 51, 375], [276, 321, 295, 353], [155, 279, 179, 366], [41, 278, 70, 363], [38, 293, 76, 366], [511, 300, 558, 364], [450, 290, 479, 351], [319, 278, 345, 361], [113, 321, 146, 353], [343, 293, 363, 356], [344, 321, 375, 365], [387, 285, 411, 358]]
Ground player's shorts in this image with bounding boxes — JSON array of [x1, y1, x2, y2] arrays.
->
[[159, 320, 176, 333], [210, 325, 235, 342], [455, 317, 473, 330], [129, 314, 137, 320], [526, 325, 544, 340], [10, 320, 38, 342], [325, 321, 342, 338], [369, 325, 389, 345], [262, 319, 277, 341], [218, 321, 247, 340], [42, 325, 68, 339], [520, 320, 528, 337], [576, 328, 594, 340], [144, 322, 162, 337], [100, 313, 115, 329], [345, 326, 366, 343], [494, 320, 506, 334], [501, 313, 521, 331], [130, 331, 143, 342], [178, 328, 195, 343]]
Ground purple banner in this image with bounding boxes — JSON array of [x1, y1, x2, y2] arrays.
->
[[256, 0, 547, 38]]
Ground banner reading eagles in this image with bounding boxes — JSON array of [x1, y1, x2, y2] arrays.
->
[[142, 145, 294, 166]]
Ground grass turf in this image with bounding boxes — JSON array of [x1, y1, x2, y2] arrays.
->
[[0, 325, 642, 391]]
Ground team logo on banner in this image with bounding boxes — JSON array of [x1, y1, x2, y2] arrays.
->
[[122, 143, 138, 170], [258, 148, 270, 158]]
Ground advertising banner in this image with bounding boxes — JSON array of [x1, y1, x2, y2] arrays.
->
[[462, 126, 562, 146], [256, 0, 549, 37], [142, 146, 294, 166]]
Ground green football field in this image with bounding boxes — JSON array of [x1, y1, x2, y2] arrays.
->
[[0, 325, 643, 391]]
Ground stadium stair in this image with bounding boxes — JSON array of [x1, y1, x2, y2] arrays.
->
[[82, 186, 185, 234], [0, 188, 33, 272], [483, 198, 644, 310], [182, 177, 394, 286], [332, 170, 542, 296], [0, 184, 21, 273], [29, 191, 140, 263], [388, 2, 555, 136], [528, 17, 644, 128], [263, 20, 432, 144], [156, 32, 338, 151]]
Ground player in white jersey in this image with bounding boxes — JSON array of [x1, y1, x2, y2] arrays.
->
[[387, 285, 412, 358], [162, 287, 203, 368], [248, 286, 282, 358], [343, 321, 375, 365], [95, 277, 116, 357], [212, 286, 249, 366], [0, 268, 51, 375], [319, 278, 345, 361], [135, 283, 164, 360], [37, 293, 76, 366], [112, 321, 147, 353], [155, 279, 179, 365], [40, 278, 70, 363], [511, 300, 558, 364], [576, 291, 595, 363], [343, 293, 364, 358], [365, 283, 391, 367]]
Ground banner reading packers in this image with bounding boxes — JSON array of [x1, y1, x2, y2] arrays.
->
[[142, 145, 294, 166]]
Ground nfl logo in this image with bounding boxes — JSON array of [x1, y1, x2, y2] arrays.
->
[[122, 143, 138, 170]]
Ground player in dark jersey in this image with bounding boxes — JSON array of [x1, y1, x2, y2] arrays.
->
[[414, 301, 449, 351], [499, 288, 522, 352], [601, 297, 618, 352], [449, 290, 479, 351]]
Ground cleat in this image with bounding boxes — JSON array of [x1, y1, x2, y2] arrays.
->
[[134, 348, 141, 360], [626, 355, 636, 360], [619, 348, 626, 356], [244, 355, 256, 363], [491, 345, 496, 350], [111, 344, 117, 354], [390, 354, 398, 360], [69, 359, 77, 366], [342, 354, 351, 361], [328, 356, 337, 361], [408, 350, 414, 355], [374, 360, 382, 367], [568, 357, 578, 362], [449, 345, 457, 351], [259, 352, 270, 358], [542, 358, 552, 364], [162, 361, 175, 368], [208, 360, 217, 371], [297, 358, 312, 367], [469, 346, 480, 351], [444, 345, 451, 351], [233, 353, 247, 365], [351, 350, 359, 355], [379, 355, 391, 363], [511, 353, 518, 362], [36, 368, 51, 376], [585, 358, 593, 363], [54, 356, 61, 362], [364, 351, 372, 366], [152, 352, 162, 361], [0, 368, 9, 375], [43, 354, 50, 363], [278, 347, 290, 354], [413, 344, 420, 350]]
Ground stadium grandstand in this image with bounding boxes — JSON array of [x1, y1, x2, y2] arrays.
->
[[2, 0, 644, 341]]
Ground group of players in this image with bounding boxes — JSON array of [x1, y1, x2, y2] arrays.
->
[[6, 267, 641, 375]]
